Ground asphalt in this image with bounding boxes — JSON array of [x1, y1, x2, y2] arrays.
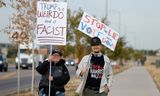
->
[[108, 66, 160, 96]]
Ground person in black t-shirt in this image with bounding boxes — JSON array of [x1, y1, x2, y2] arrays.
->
[[76, 37, 113, 96]]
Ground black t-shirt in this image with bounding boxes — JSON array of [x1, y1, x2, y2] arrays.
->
[[86, 54, 104, 88]]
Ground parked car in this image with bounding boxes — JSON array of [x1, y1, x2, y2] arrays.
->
[[0, 55, 8, 72], [65, 59, 75, 66]]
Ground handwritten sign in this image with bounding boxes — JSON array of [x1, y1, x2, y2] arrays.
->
[[36, 1, 67, 45], [78, 12, 119, 51]]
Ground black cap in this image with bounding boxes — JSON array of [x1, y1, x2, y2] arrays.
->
[[91, 37, 101, 46], [52, 49, 63, 56]]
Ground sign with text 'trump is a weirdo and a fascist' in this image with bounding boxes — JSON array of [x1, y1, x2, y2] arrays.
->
[[78, 12, 119, 51], [36, 1, 67, 45]]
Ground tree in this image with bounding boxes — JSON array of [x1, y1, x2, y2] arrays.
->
[[8, 0, 37, 44], [67, 9, 90, 62], [0, 0, 6, 8], [123, 47, 134, 60], [132, 50, 144, 61], [5, 1, 87, 61], [106, 37, 126, 60], [7, 45, 18, 58], [4, 1, 40, 95]]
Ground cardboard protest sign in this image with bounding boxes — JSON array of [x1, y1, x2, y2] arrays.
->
[[78, 12, 119, 51], [36, 1, 67, 45]]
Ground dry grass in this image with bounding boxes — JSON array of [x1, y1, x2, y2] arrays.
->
[[145, 64, 160, 91], [65, 77, 80, 96], [144, 56, 160, 91]]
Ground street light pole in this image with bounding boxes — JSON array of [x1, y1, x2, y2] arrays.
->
[[106, 0, 108, 23], [118, 11, 121, 34], [110, 10, 121, 34]]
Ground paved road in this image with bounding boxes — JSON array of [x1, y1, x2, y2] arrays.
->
[[0, 66, 76, 96], [108, 66, 160, 96]]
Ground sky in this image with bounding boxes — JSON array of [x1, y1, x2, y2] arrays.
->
[[0, 0, 160, 50]]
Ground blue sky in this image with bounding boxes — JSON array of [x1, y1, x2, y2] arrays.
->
[[0, 0, 160, 50]]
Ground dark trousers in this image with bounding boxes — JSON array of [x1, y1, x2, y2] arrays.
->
[[83, 87, 108, 96]]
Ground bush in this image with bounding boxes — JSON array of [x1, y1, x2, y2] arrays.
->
[[7, 45, 18, 58]]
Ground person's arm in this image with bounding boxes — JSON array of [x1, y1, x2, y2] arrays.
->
[[76, 55, 89, 77], [106, 63, 113, 91], [53, 64, 70, 86], [36, 60, 49, 74], [104, 56, 113, 91]]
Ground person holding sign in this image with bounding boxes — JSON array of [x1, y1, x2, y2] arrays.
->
[[36, 49, 70, 96], [76, 37, 113, 96]]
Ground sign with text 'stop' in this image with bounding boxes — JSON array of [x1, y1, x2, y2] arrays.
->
[[78, 12, 119, 51], [36, 1, 67, 45]]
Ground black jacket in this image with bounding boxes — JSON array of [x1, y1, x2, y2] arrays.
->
[[36, 59, 70, 92]]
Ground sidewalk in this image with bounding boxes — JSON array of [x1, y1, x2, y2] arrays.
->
[[108, 66, 160, 96]]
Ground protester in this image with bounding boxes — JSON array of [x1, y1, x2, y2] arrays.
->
[[36, 49, 70, 96], [76, 37, 113, 96]]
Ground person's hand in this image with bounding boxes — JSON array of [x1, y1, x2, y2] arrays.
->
[[80, 67, 87, 76], [48, 55, 52, 61], [103, 84, 109, 93], [49, 75, 53, 81]]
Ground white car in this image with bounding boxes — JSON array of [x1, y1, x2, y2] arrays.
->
[[65, 59, 75, 66]]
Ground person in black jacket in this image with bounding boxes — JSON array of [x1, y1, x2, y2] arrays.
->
[[36, 49, 70, 96]]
